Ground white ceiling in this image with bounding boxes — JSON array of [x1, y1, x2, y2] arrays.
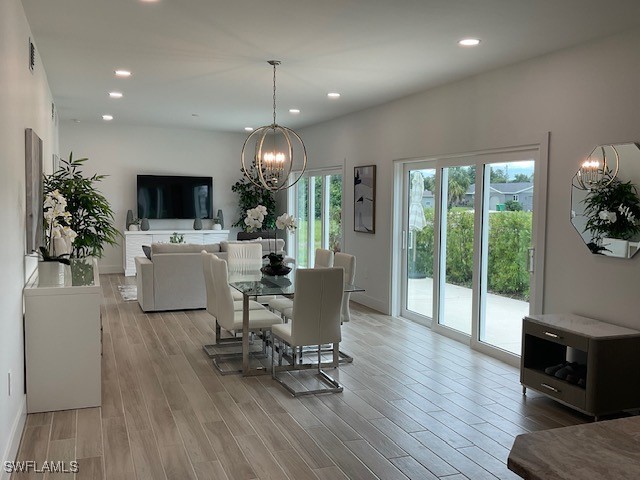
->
[[22, 0, 640, 132]]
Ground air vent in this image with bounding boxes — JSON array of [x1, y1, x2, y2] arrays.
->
[[28, 38, 35, 72]]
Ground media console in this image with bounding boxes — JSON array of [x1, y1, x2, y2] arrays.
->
[[124, 229, 229, 276]]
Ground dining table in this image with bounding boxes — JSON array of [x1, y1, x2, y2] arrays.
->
[[227, 265, 365, 376]]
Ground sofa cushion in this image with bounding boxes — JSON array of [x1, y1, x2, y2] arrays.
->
[[151, 242, 220, 254]]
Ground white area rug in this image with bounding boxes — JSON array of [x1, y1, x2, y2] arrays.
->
[[118, 284, 137, 301]]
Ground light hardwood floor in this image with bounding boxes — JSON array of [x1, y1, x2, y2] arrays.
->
[[12, 273, 592, 480]]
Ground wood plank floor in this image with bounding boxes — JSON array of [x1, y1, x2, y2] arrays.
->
[[13, 273, 593, 480]]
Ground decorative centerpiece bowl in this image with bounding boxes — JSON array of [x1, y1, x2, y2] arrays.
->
[[261, 253, 291, 276]]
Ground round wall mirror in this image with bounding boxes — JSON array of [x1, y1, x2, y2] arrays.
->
[[571, 142, 640, 258]]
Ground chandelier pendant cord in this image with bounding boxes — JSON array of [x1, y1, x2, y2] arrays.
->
[[272, 62, 277, 126]]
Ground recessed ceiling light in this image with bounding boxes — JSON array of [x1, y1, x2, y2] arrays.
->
[[458, 38, 481, 47], [109, 92, 123, 98], [327, 92, 341, 99], [289, 109, 301, 114], [244, 127, 254, 132], [72, 119, 81, 123], [114, 70, 132, 77], [102, 115, 113, 121]]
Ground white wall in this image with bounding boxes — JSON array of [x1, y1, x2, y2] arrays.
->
[[0, 0, 58, 471], [59, 122, 248, 272], [300, 28, 640, 328]]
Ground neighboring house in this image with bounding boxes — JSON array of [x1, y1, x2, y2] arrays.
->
[[466, 183, 534, 211], [421, 189, 435, 208]]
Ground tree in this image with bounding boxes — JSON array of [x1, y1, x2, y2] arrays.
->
[[490, 169, 508, 183], [511, 173, 532, 183], [505, 200, 523, 211], [447, 167, 471, 207]]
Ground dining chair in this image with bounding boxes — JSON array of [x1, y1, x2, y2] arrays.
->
[[202, 252, 281, 373], [226, 242, 263, 268], [314, 248, 334, 268], [269, 248, 336, 318], [227, 242, 276, 304], [271, 267, 344, 396], [333, 252, 356, 323]]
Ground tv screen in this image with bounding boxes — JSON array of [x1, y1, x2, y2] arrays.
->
[[137, 175, 213, 219]]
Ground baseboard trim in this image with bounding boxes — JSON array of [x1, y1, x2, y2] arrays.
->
[[351, 292, 388, 315], [1, 396, 26, 480]]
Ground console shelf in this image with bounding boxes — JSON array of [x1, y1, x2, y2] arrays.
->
[[521, 314, 640, 419], [124, 229, 229, 276]]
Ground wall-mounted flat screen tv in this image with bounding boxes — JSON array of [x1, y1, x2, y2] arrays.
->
[[137, 175, 213, 219]]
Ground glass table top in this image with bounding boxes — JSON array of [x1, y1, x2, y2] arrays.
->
[[228, 267, 364, 297]]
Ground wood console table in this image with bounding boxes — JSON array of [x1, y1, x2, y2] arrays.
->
[[508, 416, 640, 479], [521, 314, 640, 419]]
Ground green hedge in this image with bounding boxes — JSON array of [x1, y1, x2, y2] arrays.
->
[[410, 209, 531, 300]]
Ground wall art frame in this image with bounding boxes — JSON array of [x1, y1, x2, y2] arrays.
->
[[354, 165, 376, 233]]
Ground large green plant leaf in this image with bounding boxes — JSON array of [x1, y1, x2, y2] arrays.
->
[[43, 152, 120, 258]]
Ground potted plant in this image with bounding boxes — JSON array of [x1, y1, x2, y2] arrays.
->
[[244, 205, 296, 275], [43, 153, 119, 258], [40, 189, 76, 263], [231, 167, 276, 231], [169, 232, 185, 244], [583, 175, 640, 253], [128, 218, 141, 231]]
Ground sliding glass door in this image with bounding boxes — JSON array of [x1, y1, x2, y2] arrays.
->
[[401, 165, 436, 323], [289, 169, 343, 267], [438, 165, 476, 336], [398, 146, 545, 361]]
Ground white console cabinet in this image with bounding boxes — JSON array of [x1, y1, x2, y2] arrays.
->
[[124, 229, 230, 276], [24, 258, 101, 413]]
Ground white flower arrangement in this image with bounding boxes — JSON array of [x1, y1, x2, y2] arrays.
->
[[244, 205, 268, 232], [276, 212, 297, 231], [42, 190, 77, 261], [244, 205, 297, 233], [598, 210, 617, 224]]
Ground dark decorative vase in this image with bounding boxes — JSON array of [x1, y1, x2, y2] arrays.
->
[[194, 218, 203, 230], [140, 218, 150, 231], [216, 209, 224, 229], [125, 209, 134, 229], [260, 253, 291, 276]]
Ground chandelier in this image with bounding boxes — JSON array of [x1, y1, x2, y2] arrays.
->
[[241, 60, 307, 192], [575, 144, 619, 190]]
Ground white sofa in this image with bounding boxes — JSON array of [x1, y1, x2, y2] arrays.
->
[[135, 239, 286, 312]]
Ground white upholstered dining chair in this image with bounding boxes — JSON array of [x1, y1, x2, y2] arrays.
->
[[269, 248, 337, 318], [314, 248, 334, 268], [271, 267, 344, 396], [201, 252, 282, 373]]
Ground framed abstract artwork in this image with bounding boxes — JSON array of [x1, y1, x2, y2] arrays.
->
[[354, 165, 376, 233], [25, 128, 43, 253]]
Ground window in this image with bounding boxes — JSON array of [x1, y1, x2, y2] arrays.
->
[[288, 169, 343, 267]]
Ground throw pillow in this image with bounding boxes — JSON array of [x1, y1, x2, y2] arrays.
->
[[142, 245, 152, 259]]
